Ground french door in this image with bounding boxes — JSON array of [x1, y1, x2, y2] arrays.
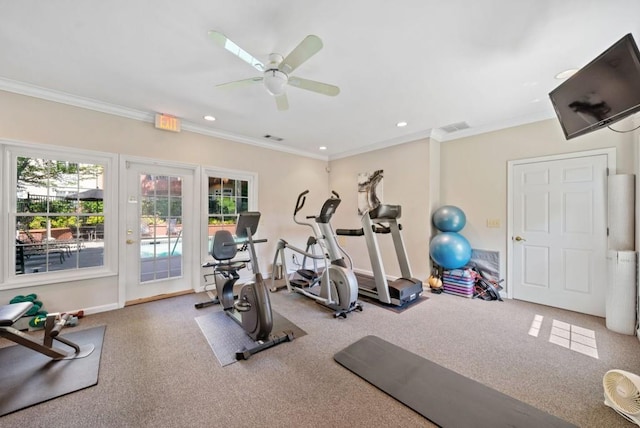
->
[[122, 159, 197, 303]]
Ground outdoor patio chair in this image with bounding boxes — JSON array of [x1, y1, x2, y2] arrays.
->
[[16, 238, 65, 264], [22, 230, 72, 257]]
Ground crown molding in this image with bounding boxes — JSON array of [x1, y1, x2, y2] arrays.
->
[[433, 110, 556, 142], [329, 129, 433, 160], [0, 77, 153, 121], [0, 77, 556, 162], [0, 77, 329, 161]]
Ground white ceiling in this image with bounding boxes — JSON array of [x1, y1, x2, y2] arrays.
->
[[1, 1, 639, 159]]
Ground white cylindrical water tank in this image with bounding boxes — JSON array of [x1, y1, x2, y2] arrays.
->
[[608, 174, 635, 251], [606, 250, 637, 335]]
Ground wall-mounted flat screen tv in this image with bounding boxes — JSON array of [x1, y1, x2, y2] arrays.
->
[[549, 33, 640, 140]]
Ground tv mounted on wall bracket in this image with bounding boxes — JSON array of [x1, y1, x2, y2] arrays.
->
[[549, 33, 640, 140]]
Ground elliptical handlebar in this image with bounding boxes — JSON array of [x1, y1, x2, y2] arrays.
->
[[294, 190, 340, 216], [294, 190, 309, 215], [294, 190, 316, 230]]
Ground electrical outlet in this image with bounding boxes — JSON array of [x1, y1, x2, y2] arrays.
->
[[486, 218, 501, 228]]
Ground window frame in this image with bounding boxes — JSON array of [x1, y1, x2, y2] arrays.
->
[[1, 140, 118, 289], [201, 166, 257, 263]]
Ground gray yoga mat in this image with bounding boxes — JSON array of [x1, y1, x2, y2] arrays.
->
[[334, 335, 577, 428], [0, 325, 106, 416]]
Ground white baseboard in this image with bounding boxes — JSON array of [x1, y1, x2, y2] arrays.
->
[[79, 302, 120, 315]]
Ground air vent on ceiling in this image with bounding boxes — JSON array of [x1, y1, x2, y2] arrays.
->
[[263, 134, 284, 142], [439, 121, 470, 133]]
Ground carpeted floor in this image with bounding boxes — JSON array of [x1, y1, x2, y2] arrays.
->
[[0, 288, 638, 427]]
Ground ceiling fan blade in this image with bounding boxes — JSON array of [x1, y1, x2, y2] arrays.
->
[[216, 77, 263, 89], [279, 35, 323, 74], [208, 30, 264, 71], [275, 94, 289, 111], [288, 77, 340, 96]]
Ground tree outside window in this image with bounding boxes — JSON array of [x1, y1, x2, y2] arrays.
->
[[14, 156, 105, 275], [206, 177, 249, 251]]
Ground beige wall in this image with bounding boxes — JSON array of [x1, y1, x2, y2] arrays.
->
[[439, 117, 637, 290], [2, 89, 637, 311], [329, 139, 431, 281], [327, 117, 637, 295], [0, 91, 329, 312]]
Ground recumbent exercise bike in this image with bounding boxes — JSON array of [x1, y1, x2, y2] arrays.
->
[[195, 211, 293, 359]]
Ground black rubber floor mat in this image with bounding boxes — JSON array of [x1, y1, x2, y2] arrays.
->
[[196, 310, 305, 366], [334, 335, 576, 428], [0, 325, 106, 416]]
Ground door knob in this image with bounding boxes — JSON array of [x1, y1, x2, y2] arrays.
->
[[514, 236, 526, 242], [126, 239, 136, 244]]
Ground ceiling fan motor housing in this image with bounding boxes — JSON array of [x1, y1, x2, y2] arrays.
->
[[264, 69, 288, 95], [264, 53, 287, 95]]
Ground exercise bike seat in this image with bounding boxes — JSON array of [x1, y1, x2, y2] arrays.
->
[[0, 301, 33, 326], [211, 230, 250, 272], [214, 260, 247, 273]]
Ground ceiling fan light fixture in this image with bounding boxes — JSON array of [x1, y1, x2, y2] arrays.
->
[[264, 69, 288, 95], [555, 68, 579, 79]]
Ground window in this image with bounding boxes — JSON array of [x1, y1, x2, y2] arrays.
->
[[207, 177, 249, 225], [2, 143, 116, 286], [203, 169, 256, 255]]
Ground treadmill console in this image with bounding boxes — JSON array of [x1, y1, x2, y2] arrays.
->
[[369, 204, 401, 220]]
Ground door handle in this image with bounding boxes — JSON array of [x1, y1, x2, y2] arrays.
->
[[513, 236, 526, 242], [126, 239, 136, 244]]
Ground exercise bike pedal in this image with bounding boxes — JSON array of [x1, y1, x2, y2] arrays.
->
[[234, 301, 252, 312]]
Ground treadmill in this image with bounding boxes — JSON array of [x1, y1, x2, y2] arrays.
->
[[337, 204, 423, 306]]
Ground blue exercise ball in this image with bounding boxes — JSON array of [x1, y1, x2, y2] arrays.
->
[[432, 205, 466, 232], [429, 232, 472, 269]]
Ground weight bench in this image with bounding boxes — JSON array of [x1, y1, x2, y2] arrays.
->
[[0, 301, 94, 360]]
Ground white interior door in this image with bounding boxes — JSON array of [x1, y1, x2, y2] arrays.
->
[[123, 160, 196, 302], [511, 153, 609, 316]]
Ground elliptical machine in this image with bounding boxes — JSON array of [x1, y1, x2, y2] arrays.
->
[[270, 190, 363, 318], [195, 211, 293, 360]]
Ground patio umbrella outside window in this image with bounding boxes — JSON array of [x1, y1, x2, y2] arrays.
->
[[64, 188, 103, 201]]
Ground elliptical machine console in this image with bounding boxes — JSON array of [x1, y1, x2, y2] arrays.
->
[[270, 190, 363, 318]]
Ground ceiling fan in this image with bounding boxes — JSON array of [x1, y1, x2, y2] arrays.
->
[[209, 31, 340, 111]]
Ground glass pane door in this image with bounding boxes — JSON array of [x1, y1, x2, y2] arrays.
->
[[139, 174, 182, 282], [124, 160, 194, 303]]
